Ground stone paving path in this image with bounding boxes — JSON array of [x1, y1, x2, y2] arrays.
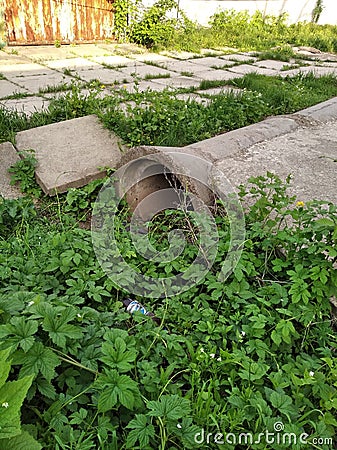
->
[[1, 43, 337, 115]]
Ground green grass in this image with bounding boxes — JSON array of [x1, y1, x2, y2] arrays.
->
[[0, 169, 336, 449], [1, 72, 337, 147]]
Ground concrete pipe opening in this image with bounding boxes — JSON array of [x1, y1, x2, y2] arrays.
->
[[115, 147, 215, 220]]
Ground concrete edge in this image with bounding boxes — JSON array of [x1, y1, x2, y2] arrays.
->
[[294, 97, 337, 122]]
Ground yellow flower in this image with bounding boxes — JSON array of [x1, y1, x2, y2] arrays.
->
[[101, 85, 106, 89], [296, 201, 305, 207]]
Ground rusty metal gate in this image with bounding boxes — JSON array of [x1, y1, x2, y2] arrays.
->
[[4, 0, 115, 44]]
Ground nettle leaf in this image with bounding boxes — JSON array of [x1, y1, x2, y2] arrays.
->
[[0, 348, 11, 389], [147, 394, 191, 421], [101, 336, 137, 373], [0, 430, 42, 450], [17, 342, 60, 382], [0, 375, 34, 439], [126, 414, 155, 448], [270, 391, 296, 420], [238, 361, 269, 381], [42, 308, 83, 348], [97, 369, 140, 412], [0, 317, 38, 352]]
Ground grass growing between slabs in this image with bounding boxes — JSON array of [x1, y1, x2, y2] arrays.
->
[[1, 72, 337, 147]]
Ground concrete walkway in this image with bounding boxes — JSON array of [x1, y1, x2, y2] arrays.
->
[[1, 43, 337, 115], [0, 43, 336, 204]]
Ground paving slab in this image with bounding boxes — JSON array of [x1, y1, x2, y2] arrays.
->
[[0, 80, 29, 99], [69, 44, 115, 57], [228, 64, 277, 76], [0, 142, 23, 199], [6, 45, 77, 60], [154, 76, 201, 89], [160, 50, 200, 60], [156, 59, 209, 74], [0, 53, 31, 65], [194, 69, 242, 81], [213, 119, 337, 204], [197, 86, 242, 96], [1, 97, 50, 115], [189, 57, 235, 68], [74, 68, 133, 84], [15, 115, 125, 195], [129, 53, 176, 64], [220, 54, 258, 63], [13, 73, 75, 93], [253, 59, 289, 71], [44, 58, 102, 70], [118, 64, 176, 79], [296, 97, 337, 122], [89, 55, 139, 67], [1, 63, 52, 78], [119, 80, 167, 93]]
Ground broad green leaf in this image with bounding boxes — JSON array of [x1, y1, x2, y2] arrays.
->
[[0, 375, 34, 439], [126, 414, 155, 448], [42, 308, 83, 348], [0, 430, 42, 450], [147, 394, 191, 420], [0, 348, 12, 389], [97, 370, 140, 412], [18, 342, 60, 382], [270, 391, 294, 419]]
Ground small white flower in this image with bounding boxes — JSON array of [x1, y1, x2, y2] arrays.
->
[[309, 371, 314, 377], [200, 347, 205, 353], [217, 357, 222, 362], [177, 423, 182, 429], [2, 402, 9, 408], [209, 353, 215, 358], [77, 313, 81, 318], [241, 331, 246, 337], [27, 301, 35, 307]]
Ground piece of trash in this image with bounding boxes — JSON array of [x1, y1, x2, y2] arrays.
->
[[123, 298, 160, 324]]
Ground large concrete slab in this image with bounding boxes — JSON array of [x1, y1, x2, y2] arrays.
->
[[6, 45, 77, 60], [44, 58, 102, 70], [156, 59, 209, 74], [12, 73, 75, 93], [118, 64, 176, 79], [1, 63, 52, 78], [214, 119, 337, 204], [194, 69, 242, 81], [0, 80, 29, 99], [119, 80, 167, 93], [220, 54, 258, 63], [189, 57, 235, 68], [296, 97, 337, 122], [154, 76, 201, 89], [1, 97, 50, 116], [75, 68, 133, 84], [15, 115, 125, 195], [0, 142, 23, 199], [253, 59, 289, 71], [89, 55, 139, 67], [228, 64, 277, 76]]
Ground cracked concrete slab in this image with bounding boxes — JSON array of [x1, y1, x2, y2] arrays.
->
[[214, 119, 337, 204], [0, 142, 23, 199], [0, 80, 29, 98], [15, 115, 126, 195], [154, 76, 201, 89], [156, 59, 210, 74]]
